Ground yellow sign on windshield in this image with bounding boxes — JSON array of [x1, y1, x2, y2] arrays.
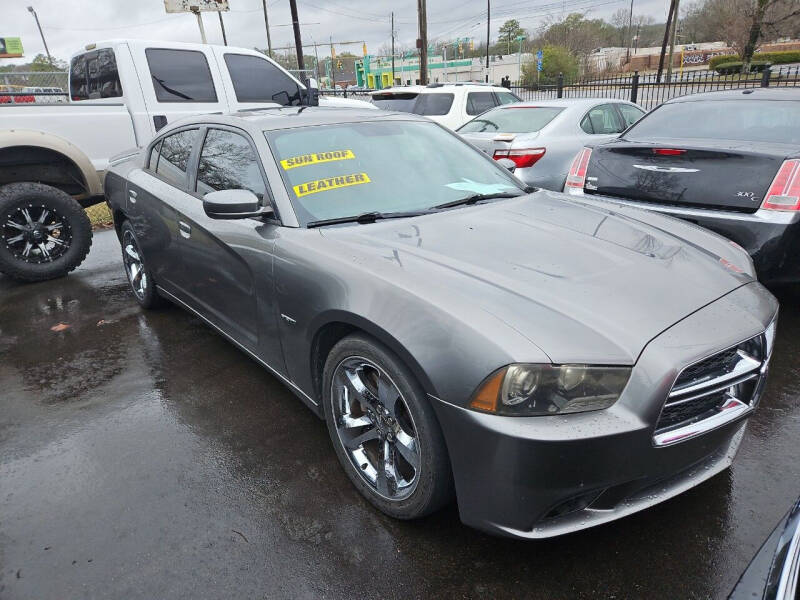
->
[[281, 149, 355, 170], [294, 172, 371, 197]]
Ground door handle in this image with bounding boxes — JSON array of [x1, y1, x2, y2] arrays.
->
[[179, 221, 191, 239]]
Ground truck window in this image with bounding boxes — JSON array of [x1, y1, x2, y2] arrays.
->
[[196, 129, 267, 200], [70, 49, 122, 101], [154, 129, 199, 188], [466, 92, 497, 116], [223, 54, 302, 105], [145, 48, 217, 103]]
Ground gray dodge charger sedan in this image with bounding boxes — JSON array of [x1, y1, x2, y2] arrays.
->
[[104, 107, 778, 539]]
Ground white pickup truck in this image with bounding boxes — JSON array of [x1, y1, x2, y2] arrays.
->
[[0, 39, 372, 281]]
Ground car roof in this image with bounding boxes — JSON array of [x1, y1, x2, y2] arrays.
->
[[371, 83, 509, 95], [495, 98, 635, 109], [169, 106, 430, 132], [666, 87, 800, 103]]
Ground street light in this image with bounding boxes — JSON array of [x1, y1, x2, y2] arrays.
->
[[27, 6, 53, 67]]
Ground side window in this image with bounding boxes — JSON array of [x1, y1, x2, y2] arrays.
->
[[583, 104, 624, 134], [413, 93, 454, 116], [155, 129, 199, 188], [146, 48, 217, 103], [618, 104, 645, 128], [69, 55, 87, 100], [70, 49, 122, 100], [467, 92, 498, 116], [196, 129, 267, 201], [224, 54, 301, 105], [495, 91, 520, 105], [148, 139, 162, 170], [580, 114, 594, 134]]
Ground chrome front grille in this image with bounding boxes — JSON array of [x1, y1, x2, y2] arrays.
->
[[653, 321, 776, 447]]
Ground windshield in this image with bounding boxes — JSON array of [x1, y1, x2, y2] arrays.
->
[[371, 93, 418, 111], [265, 120, 524, 225], [458, 106, 563, 133], [625, 99, 800, 144]]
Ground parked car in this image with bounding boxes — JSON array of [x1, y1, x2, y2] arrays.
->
[[458, 98, 645, 191], [105, 106, 777, 538], [0, 39, 373, 283], [730, 494, 800, 599], [370, 82, 520, 130], [0, 85, 34, 104], [563, 88, 800, 284], [21, 86, 68, 104]]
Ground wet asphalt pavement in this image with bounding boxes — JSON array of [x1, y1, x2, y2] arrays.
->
[[1, 229, 799, 600]]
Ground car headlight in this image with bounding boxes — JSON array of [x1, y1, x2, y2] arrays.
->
[[469, 364, 631, 416]]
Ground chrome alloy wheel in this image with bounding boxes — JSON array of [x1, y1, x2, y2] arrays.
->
[[121, 229, 147, 300], [331, 357, 421, 501], [2, 204, 71, 263]]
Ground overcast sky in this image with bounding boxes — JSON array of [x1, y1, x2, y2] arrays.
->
[[3, 0, 671, 65]]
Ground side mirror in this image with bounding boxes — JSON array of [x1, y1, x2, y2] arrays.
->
[[271, 90, 291, 106], [203, 189, 273, 220], [496, 158, 516, 173], [304, 78, 320, 106]]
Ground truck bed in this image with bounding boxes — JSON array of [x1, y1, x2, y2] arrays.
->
[[0, 103, 138, 174]]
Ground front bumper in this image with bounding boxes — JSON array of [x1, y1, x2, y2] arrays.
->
[[431, 282, 778, 538], [590, 197, 800, 284]]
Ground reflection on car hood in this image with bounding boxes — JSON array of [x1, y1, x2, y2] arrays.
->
[[320, 191, 753, 364]]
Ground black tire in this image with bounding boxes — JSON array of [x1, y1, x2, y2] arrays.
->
[[322, 333, 453, 519], [0, 182, 92, 282], [119, 220, 164, 309]]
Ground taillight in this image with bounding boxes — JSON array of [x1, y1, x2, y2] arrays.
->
[[565, 147, 592, 194], [493, 148, 546, 168], [762, 159, 800, 211], [652, 148, 686, 156]]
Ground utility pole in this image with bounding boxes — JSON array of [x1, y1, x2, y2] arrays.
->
[[417, 0, 428, 85], [657, 0, 676, 83], [625, 0, 634, 63], [330, 36, 336, 90], [313, 42, 321, 81], [26, 6, 53, 66], [261, 0, 273, 57], [218, 11, 228, 46], [485, 0, 491, 82], [190, 7, 207, 44], [666, 0, 681, 80], [289, 0, 305, 74], [391, 12, 396, 85]]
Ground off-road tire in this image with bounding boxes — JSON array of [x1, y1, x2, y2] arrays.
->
[[0, 182, 92, 282]]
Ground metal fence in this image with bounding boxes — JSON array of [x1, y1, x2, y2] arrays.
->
[[510, 65, 800, 110], [0, 71, 69, 104]]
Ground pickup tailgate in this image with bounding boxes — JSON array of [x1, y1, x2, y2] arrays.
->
[[0, 103, 137, 173], [586, 139, 795, 213]]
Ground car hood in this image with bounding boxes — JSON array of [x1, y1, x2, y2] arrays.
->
[[319, 191, 754, 364]]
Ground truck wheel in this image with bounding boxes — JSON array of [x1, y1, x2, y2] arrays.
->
[[0, 182, 92, 282]]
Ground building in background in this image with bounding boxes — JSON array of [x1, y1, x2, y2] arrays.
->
[[355, 52, 533, 89]]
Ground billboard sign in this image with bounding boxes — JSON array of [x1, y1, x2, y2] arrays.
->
[[164, 0, 229, 13], [0, 37, 24, 58]]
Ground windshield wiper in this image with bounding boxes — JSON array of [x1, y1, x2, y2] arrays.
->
[[306, 210, 432, 228], [432, 191, 524, 210]]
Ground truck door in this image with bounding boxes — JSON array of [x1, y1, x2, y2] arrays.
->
[[132, 46, 229, 134], [211, 47, 304, 112]]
